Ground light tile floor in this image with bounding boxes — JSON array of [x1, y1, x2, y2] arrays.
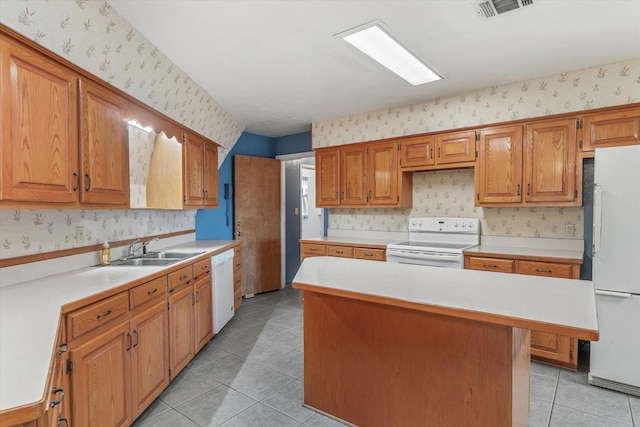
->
[[133, 286, 640, 427]]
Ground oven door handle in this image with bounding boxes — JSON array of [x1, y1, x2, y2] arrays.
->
[[387, 250, 460, 262]]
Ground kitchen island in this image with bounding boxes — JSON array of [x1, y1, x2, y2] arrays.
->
[[292, 257, 599, 427]]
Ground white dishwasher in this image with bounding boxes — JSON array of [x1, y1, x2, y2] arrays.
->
[[211, 249, 235, 333]]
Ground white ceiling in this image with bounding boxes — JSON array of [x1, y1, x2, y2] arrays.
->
[[109, 0, 640, 138]]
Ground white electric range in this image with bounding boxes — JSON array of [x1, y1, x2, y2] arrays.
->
[[386, 217, 480, 269]]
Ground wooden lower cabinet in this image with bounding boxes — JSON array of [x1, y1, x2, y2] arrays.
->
[[464, 253, 581, 369], [300, 241, 386, 262], [168, 284, 195, 377], [194, 275, 214, 352]]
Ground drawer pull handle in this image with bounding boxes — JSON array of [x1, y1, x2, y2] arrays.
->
[[336, 250, 344, 254], [96, 309, 112, 320], [364, 253, 373, 257], [126, 333, 132, 351], [309, 248, 318, 252], [133, 330, 139, 348], [535, 268, 552, 273], [51, 387, 65, 407], [72, 173, 79, 192], [57, 343, 68, 355], [179, 274, 188, 281], [57, 416, 69, 427], [201, 265, 209, 271], [483, 264, 498, 268], [147, 288, 158, 296], [84, 173, 91, 192]]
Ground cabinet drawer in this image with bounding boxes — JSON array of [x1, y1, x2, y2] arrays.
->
[[354, 248, 385, 261], [194, 259, 211, 279], [168, 265, 194, 291], [129, 276, 167, 309], [327, 245, 354, 258], [517, 261, 573, 278], [467, 257, 515, 273], [301, 243, 327, 256], [67, 292, 129, 340]]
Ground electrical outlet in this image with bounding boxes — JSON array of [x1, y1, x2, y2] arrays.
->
[[565, 223, 576, 237], [75, 226, 85, 243]]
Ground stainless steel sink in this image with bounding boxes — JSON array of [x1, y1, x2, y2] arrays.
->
[[111, 258, 179, 266], [111, 250, 205, 266]]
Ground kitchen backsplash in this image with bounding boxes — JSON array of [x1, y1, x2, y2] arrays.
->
[[0, 209, 196, 259], [312, 58, 639, 147], [328, 169, 584, 240], [0, 0, 243, 164]]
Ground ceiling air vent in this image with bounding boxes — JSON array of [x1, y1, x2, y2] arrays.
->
[[473, 0, 534, 20]]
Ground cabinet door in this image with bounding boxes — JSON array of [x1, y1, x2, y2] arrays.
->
[[436, 130, 476, 165], [367, 142, 399, 206], [582, 107, 640, 151], [524, 119, 577, 203], [475, 125, 523, 205], [0, 37, 79, 203], [69, 322, 131, 427], [400, 136, 435, 168], [130, 300, 169, 419], [203, 141, 219, 207], [183, 132, 205, 207], [194, 276, 213, 352], [316, 148, 340, 207], [168, 284, 194, 377], [79, 79, 129, 205], [341, 145, 368, 206]]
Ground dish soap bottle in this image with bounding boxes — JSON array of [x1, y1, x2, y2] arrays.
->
[[100, 240, 111, 266]]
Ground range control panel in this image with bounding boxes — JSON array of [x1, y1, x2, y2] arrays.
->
[[409, 217, 479, 234]]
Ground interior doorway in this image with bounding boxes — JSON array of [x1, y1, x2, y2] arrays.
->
[[300, 164, 324, 239]]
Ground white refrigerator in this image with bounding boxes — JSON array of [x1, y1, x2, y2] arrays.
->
[[588, 144, 640, 397]]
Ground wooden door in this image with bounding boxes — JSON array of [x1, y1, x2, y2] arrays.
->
[[168, 284, 194, 377], [400, 136, 435, 168], [203, 141, 219, 207], [234, 155, 281, 295], [341, 145, 368, 206], [69, 322, 131, 427], [315, 147, 340, 207], [183, 132, 205, 207], [436, 130, 476, 165], [475, 125, 523, 205], [194, 276, 213, 351], [130, 300, 169, 419], [79, 79, 129, 205], [0, 36, 79, 203], [582, 106, 640, 151], [367, 141, 398, 206], [524, 119, 577, 203]]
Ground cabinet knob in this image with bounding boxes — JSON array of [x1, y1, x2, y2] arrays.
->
[[51, 387, 65, 407]]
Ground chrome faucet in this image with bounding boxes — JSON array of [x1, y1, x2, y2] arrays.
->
[[142, 238, 159, 254], [128, 239, 141, 257]]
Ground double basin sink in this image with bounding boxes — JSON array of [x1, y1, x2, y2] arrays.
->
[[111, 251, 205, 267]]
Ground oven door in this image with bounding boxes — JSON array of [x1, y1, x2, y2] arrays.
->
[[386, 248, 463, 268]]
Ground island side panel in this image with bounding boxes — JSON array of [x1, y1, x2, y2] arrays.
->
[[302, 290, 529, 427]]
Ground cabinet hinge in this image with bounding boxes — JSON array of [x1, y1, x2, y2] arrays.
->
[[182, 133, 186, 142], [579, 140, 583, 149], [169, 369, 172, 378], [167, 302, 170, 310], [475, 150, 478, 159], [477, 193, 479, 201], [366, 147, 369, 154], [576, 120, 583, 129], [397, 195, 400, 202], [66, 359, 73, 373], [475, 132, 480, 141], [569, 350, 574, 360], [397, 143, 401, 151], [575, 189, 578, 198]]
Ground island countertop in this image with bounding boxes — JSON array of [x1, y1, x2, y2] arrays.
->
[[293, 257, 598, 340]]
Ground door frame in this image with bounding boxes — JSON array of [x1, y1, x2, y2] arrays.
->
[[277, 151, 317, 286]]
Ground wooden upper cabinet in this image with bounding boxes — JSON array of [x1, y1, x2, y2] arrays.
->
[[581, 106, 640, 152], [435, 130, 477, 165], [400, 136, 435, 168], [79, 79, 129, 205], [316, 147, 340, 207], [183, 132, 219, 208], [203, 141, 219, 207], [475, 125, 523, 205], [341, 144, 368, 206], [0, 35, 79, 203], [367, 141, 398, 205], [524, 118, 577, 203]]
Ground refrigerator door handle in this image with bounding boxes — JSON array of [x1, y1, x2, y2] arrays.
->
[[595, 289, 632, 298], [593, 184, 603, 254]]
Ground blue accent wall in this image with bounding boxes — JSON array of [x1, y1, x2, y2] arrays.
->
[[195, 132, 275, 239], [274, 131, 312, 156]]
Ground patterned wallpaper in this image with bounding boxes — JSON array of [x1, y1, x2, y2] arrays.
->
[[328, 169, 583, 239], [0, 0, 244, 158], [128, 125, 155, 209], [318, 58, 638, 238], [0, 0, 244, 260], [0, 209, 197, 259]]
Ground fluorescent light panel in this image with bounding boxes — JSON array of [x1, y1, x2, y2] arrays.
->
[[337, 21, 441, 86]]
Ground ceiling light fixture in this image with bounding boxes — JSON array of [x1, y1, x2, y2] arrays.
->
[[335, 20, 442, 86]]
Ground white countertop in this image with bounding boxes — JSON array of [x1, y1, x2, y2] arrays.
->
[[293, 257, 598, 337], [300, 236, 400, 247], [0, 240, 235, 412], [464, 245, 584, 262]]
